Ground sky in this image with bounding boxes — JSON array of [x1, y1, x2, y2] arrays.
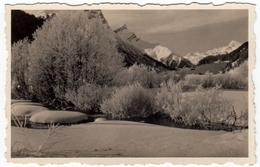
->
[[102, 10, 248, 56]]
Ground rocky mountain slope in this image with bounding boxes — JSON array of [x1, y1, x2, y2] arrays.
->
[[184, 40, 242, 65], [11, 10, 46, 44], [114, 24, 193, 69], [114, 24, 159, 50]]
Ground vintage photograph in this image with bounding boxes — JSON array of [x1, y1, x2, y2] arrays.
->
[[6, 4, 255, 164]]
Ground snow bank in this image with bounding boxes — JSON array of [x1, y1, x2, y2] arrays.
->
[[29, 110, 88, 124], [12, 104, 48, 117]]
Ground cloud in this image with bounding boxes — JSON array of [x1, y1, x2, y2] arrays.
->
[[145, 10, 248, 33]]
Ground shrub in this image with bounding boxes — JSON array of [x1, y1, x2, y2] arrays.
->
[[186, 72, 216, 88], [11, 38, 31, 99], [113, 64, 189, 89], [201, 72, 215, 88], [113, 65, 188, 89], [181, 84, 198, 92], [65, 83, 113, 113], [214, 74, 247, 89], [236, 61, 248, 78], [185, 74, 202, 86], [179, 85, 236, 129], [155, 83, 248, 130], [155, 79, 182, 119], [175, 68, 189, 81], [178, 85, 247, 130], [114, 64, 161, 88], [234, 108, 248, 129], [229, 60, 248, 78], [159, 70, 188, 87], [101, 83, 156, 119], [185, 72, 247, 90]]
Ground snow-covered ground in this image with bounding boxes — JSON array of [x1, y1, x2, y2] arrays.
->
[[11, 120, 248, 157]]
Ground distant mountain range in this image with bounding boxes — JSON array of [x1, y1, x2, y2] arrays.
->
[[184, 40, 243, 65], [182, 41, 248, 74], [198, 41, 248, 70]]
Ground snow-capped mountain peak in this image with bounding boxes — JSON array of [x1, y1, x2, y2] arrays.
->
[[184, 40, 242, 65], [153, 45, 173, 60], [144, 45, 185, 69]]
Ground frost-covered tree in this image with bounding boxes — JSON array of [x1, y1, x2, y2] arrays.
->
[[28, 10, 124, 107]]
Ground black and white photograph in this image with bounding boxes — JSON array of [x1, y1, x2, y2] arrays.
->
[[6, 4, 255, 164]]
